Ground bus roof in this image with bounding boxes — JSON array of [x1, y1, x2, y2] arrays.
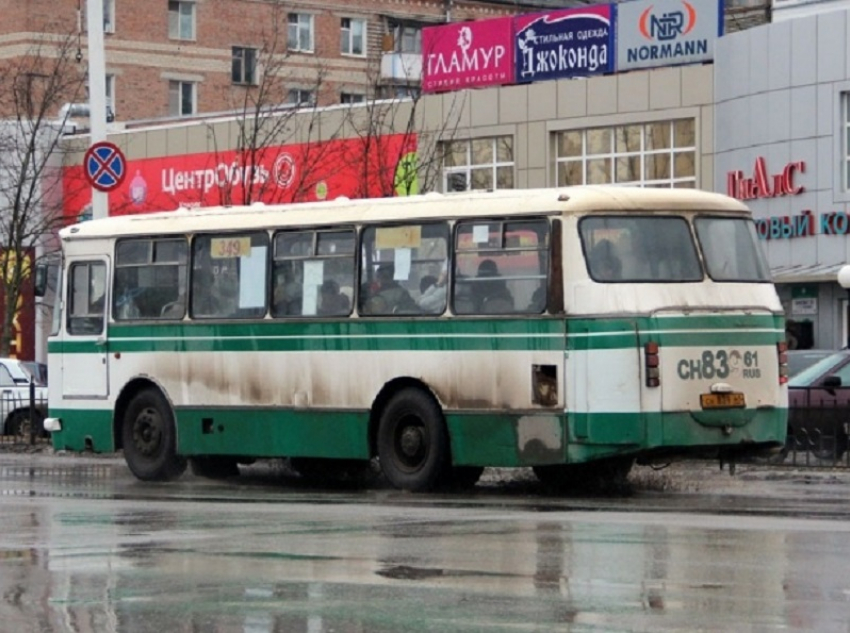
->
[[60, 186, 751, 241]]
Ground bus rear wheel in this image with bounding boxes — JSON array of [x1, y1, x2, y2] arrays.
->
[[377, 388, 449, 492], [122, 388, 187, 481]]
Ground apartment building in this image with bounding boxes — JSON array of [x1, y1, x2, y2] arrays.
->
[[1, 0, 576, 122]]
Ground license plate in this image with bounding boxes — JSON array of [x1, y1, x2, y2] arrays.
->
[[700, 392, 745, 409]]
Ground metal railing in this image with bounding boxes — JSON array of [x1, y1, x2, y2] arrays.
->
[[0, 382, 50, 447]]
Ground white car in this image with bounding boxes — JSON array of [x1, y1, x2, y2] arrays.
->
[[0, 358, 48, 437]]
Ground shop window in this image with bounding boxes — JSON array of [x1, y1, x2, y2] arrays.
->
[[555, 119, 697, 188], [441, 137, 514, 192]]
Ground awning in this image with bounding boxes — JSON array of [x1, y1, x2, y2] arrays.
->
[[771, 262, 848, 284]]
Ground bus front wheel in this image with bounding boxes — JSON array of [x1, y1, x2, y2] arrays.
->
[[122, 388, 187, 481], [377, 388, 450, 492]]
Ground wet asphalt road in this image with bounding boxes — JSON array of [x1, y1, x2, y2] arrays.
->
[[2, 453, 850, 632]]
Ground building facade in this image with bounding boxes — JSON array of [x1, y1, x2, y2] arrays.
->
[[714, 7, 850, 350]]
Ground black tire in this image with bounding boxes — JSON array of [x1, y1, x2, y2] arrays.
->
[[189, 456, 240, 479], [533, 457, 634, 493], [6, 409, 44, 439], [377, 388, 450, 492], [122, 388, 187, 481]]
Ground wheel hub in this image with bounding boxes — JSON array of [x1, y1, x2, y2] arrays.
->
[[399, 426, 423, 459]]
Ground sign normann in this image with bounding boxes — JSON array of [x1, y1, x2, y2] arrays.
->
[[617, 0, 721, 72]]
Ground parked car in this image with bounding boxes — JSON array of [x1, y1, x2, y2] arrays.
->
[[787, 350, 850, 461], [787, 349, 836, 378], [0, 358, 48, 438]]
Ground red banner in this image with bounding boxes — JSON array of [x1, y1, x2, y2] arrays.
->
[[63, 133, 418, 220]]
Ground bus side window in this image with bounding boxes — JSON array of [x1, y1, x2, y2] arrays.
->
[[68, 261, 106, 335], [453, 219, 549, 315], [272, 229, 356, 318], [359, 223, 449, 317], [114, 238, 188, 320]]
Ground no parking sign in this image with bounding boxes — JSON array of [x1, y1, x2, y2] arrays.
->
[[84, 141, 127, 192]]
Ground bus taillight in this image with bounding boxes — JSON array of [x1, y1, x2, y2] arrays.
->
[[777, 341, 789, 385], [645, 341, 660, 388]]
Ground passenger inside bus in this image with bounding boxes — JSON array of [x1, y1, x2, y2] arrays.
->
[[318, 279, 350, 316], [361, 263, 417, 314], [273, 264, 303, 315], [589, 239, 622, 281], [473, 259, 514, 313], [418, 267, 448, 313]]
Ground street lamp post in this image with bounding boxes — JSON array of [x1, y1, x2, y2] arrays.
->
[[837, 265, 850, 349]]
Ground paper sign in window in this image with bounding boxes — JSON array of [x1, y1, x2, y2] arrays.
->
[[238, 246, 266, 308], [375, 226, 421, 250], [472, 225, 490, 244], [211, 236, 251, 259], [301, 260, 324, 316], [393, 248, 411, 280]]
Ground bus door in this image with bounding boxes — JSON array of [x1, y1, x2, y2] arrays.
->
[[63, 258, 110, 398]]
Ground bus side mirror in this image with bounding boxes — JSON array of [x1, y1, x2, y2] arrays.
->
[[34, 263, 47, 297]]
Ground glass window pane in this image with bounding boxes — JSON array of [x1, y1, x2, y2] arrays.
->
[[586, 158, 611, 184], [495, 166, 513, 189], [558, 160, 583, 186], [496, 137, 513, 163], [317, 230, 355, 255], [616, 156, 641, 184], [276, 232, 313, 258], [557, 131, 582, 158], [673, 181, 695, 188], [443, 141, 467, 168], [674, 152, 695, 178], [673, 119, 695, 147], [695, 217, 771, 282], [192, 233, 268, 318], [645, 122, 671, 150], [644, 154, 670, 180], [470, 168, 493, 190], [580, 216, 702, 282], [586, 128, 610, 155], [615, 125, 641, 153], [116, 240, 150, 265], [471, 138, 493, 165]]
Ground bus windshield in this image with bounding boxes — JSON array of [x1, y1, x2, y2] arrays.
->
[[579, 215, 702, 282], [694, 217, 771, 282]]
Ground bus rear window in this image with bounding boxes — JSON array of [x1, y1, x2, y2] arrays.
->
[[694, 217, 771, 282], [579, 216, 702, 282]]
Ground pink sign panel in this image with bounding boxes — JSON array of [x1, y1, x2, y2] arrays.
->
[[422, 17, 514, 93]]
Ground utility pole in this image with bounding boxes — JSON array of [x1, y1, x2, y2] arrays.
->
[[86, 0, 108, 220]]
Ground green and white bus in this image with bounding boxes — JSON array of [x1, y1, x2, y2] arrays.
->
[[46, 186, 788, 490]]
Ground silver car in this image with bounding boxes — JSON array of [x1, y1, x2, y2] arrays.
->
[[0, 358, 48, 437]]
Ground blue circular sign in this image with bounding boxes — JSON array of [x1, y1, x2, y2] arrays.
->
[[84, 141, 127, 192]]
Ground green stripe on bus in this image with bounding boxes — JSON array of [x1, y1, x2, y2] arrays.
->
[[47, 313, 783, 354]]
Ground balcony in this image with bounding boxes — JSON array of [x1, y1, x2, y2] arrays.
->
[[380, 52, 421, 83]]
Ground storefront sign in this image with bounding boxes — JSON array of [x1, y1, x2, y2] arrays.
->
[[791, 298, 817, 316], [62, 134, 417, 220], [617, 0, 722, 72], [753, 211, 850, 240], [514, 5, 614, 83], [422, 18, 514, 93], [727, 157, 805, 200]]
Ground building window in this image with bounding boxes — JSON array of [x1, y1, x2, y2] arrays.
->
[[169, 81, 196, 116], [555, 119, 697, 188], [441, 137, 514, 192], [288, 13, 314, 53], [844, 94, 850, 191], [168, 0, 195, 40], [287, 89, 315, 106], [105, 74, 115, 121], [232, 47, 257, 85], [103, 0, 115, 33], [341, 92, 365, 104], [388, 20, 422, 54], [377, 85, 420, 100], [340, 18, 366, 56]]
